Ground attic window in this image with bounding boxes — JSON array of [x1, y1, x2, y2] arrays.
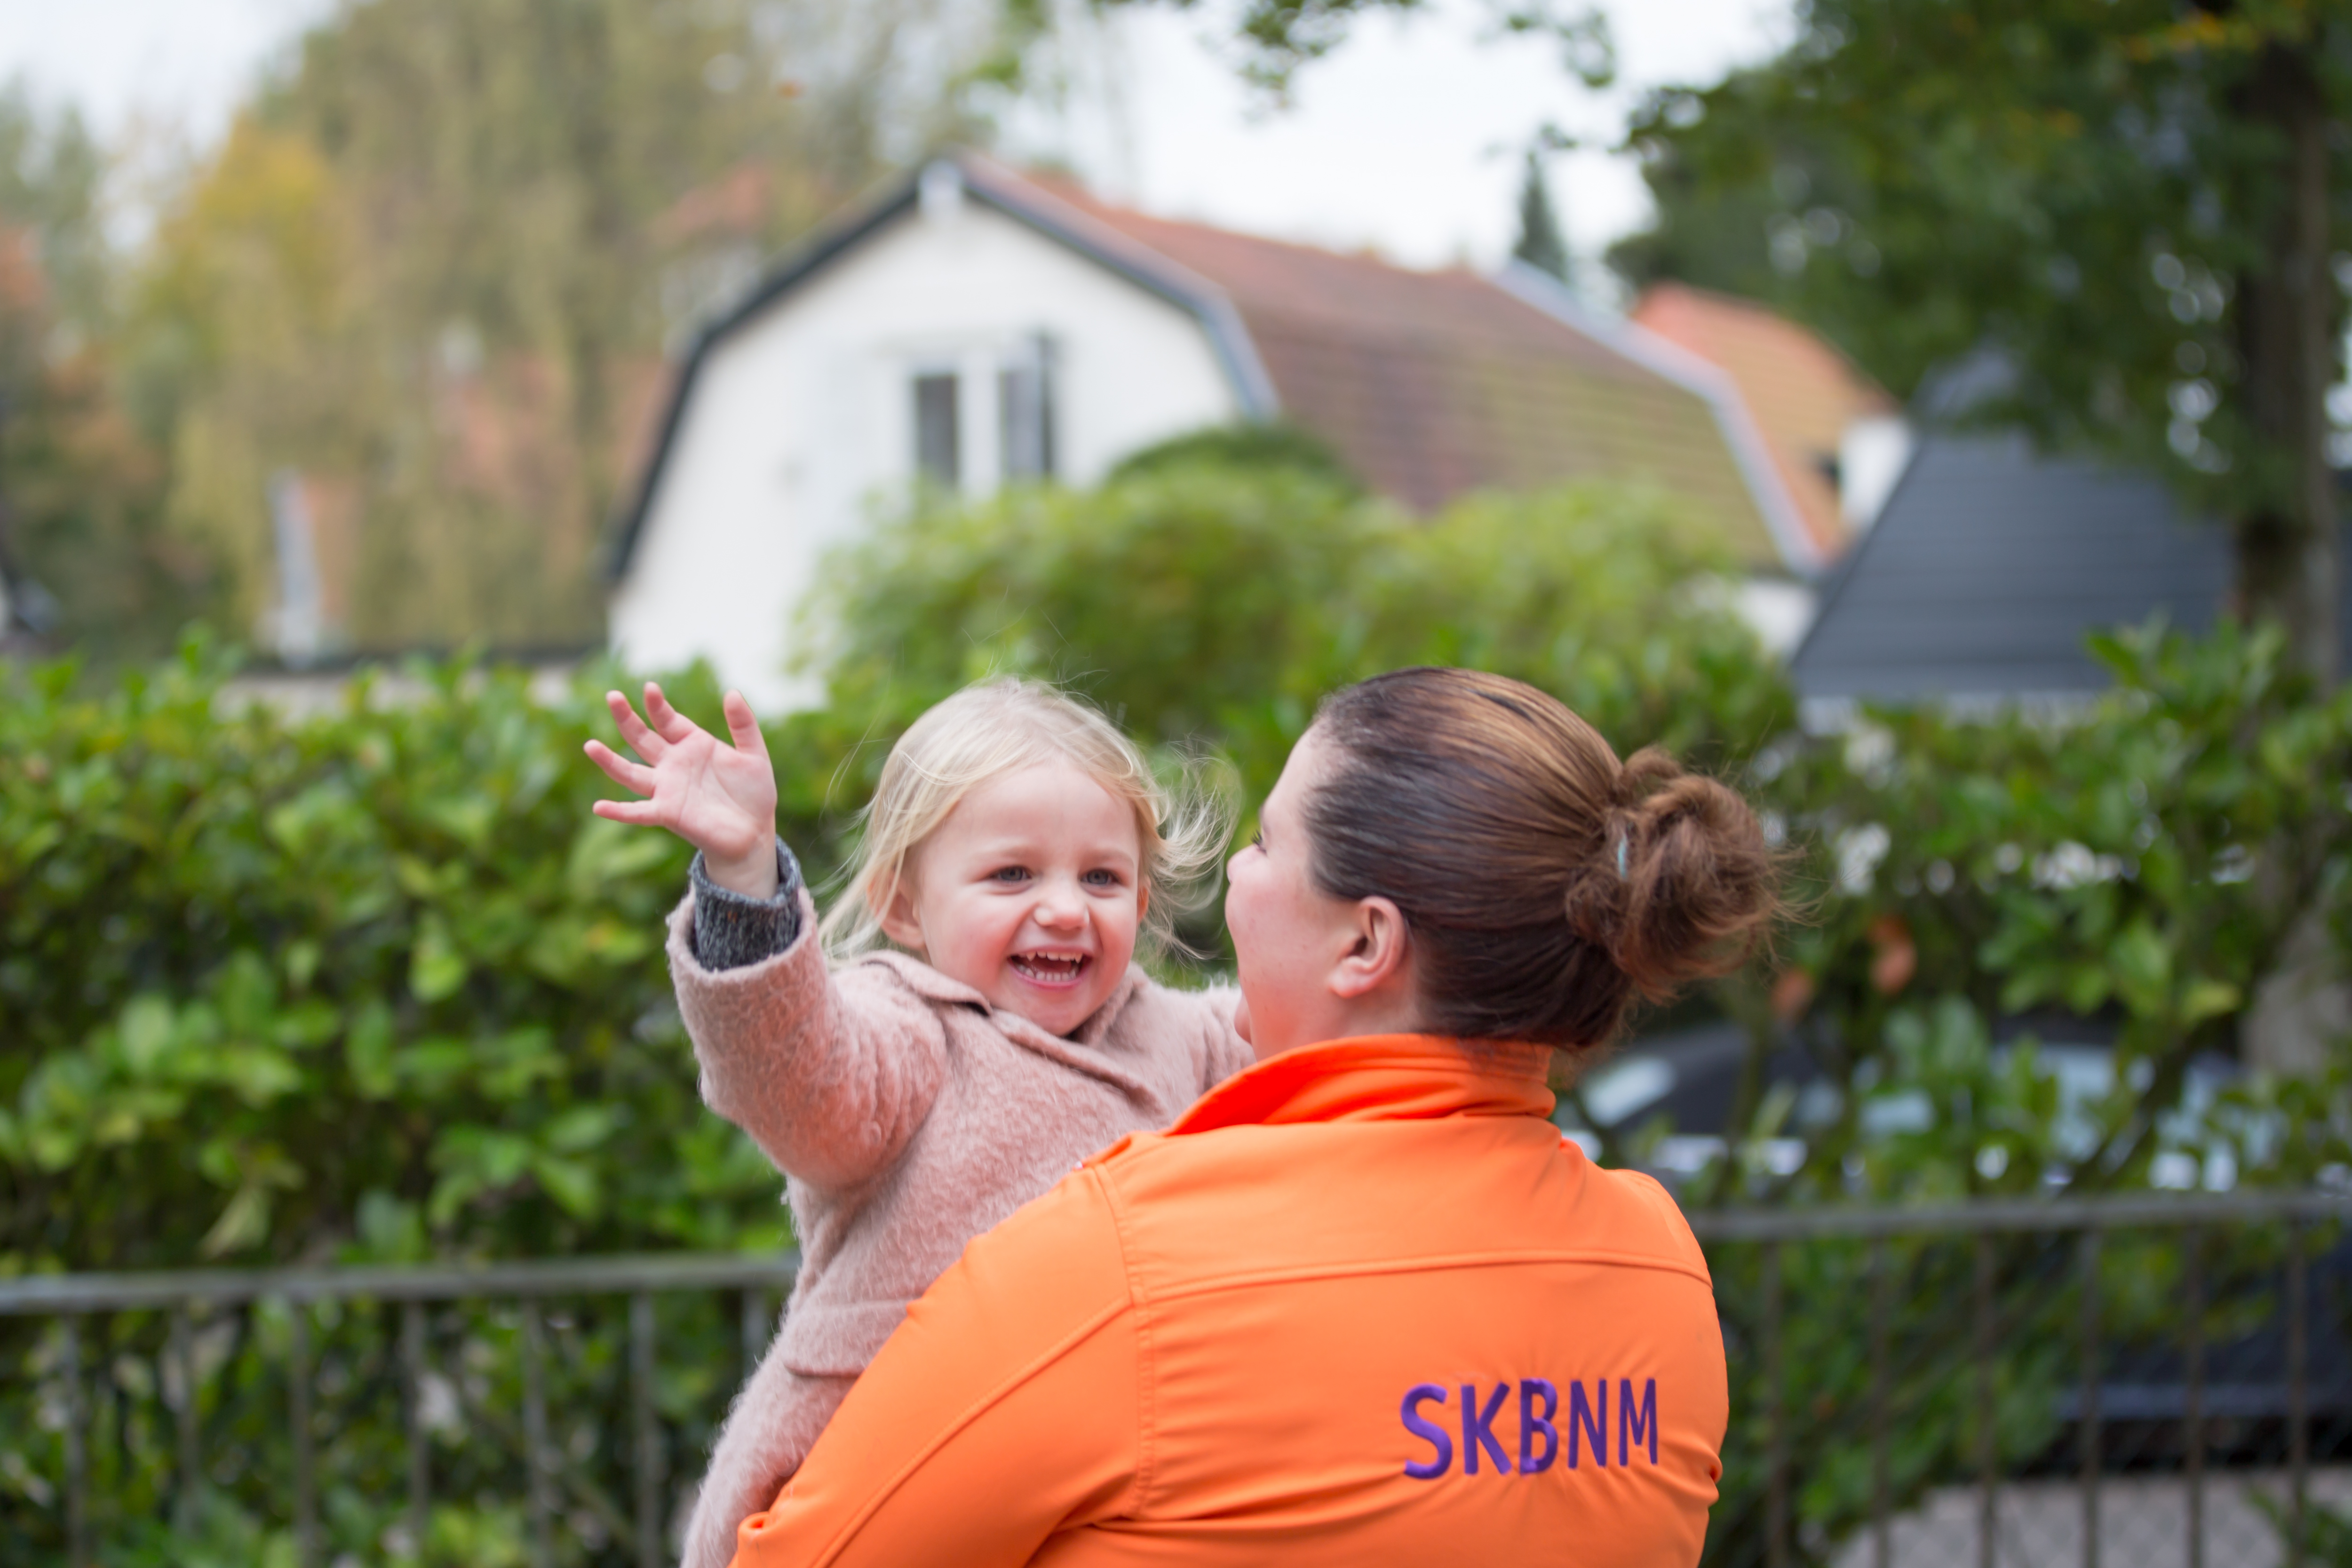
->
[[999, 336, 1057, 482], [913, 372, 960, 489]]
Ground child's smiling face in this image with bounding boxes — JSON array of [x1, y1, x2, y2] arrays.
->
[[879, 759, 1147, 1037]]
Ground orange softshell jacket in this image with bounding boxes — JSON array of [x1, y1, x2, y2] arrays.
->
[[734, 1034, 1729, 1568]]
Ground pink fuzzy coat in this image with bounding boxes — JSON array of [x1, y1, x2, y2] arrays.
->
[[665, 889, 1250, 1568]]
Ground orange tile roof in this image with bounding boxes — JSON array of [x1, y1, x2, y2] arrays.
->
[[1631, 284, 1896, 559], [1024, 178, 1779, 561]]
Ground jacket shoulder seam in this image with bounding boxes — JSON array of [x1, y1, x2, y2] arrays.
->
[[1147, 1248, 1717, 1304]]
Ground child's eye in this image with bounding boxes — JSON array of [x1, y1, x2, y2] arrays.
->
[[1082, 868, 1120, 888], [1251, 828, 1266, 852], [992, 866, 1030, 883]]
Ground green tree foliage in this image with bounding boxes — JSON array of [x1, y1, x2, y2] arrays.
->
[[1510, 148, 1571, 284], [810, 462, 1791, 808], [1084, 0, 1615, 96], [1103, 420, 1360, 491], [1717, 621, 2352, 1207], [1611, 0, 2350, 681]]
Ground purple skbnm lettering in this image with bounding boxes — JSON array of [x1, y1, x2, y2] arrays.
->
[[1401, 1377, 1653, 1479], [1568, 1379, 1607, 1469], [1401, 1384, 1453, 1479], [1519, 1379, 1558, 1474], [1462, 1382, 1513, 1475], [1621, 1377, 1658, 1466]]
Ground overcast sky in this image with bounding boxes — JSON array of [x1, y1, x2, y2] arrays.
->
[[0, 0, 1790, 289]]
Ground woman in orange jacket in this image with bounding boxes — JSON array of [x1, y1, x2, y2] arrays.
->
[[732, 667, 1780, 1567]]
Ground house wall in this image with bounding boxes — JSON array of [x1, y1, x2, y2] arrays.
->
[[610, 196, 1242, 711]]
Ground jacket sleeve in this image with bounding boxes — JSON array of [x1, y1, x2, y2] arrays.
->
[[666, 891, 948, 1190], [729, 1168, 1143, 1568]]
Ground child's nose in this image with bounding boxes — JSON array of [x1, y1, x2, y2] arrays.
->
[[1034, 885, 1086, 927]]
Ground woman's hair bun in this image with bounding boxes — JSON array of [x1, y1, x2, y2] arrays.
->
[[1599, 748, 1779, 999]]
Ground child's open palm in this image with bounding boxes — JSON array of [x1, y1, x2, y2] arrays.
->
[[585, 683, 781, 898]]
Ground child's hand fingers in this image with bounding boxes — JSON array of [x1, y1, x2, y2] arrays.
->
[[605, 690, 665, 761], [643, 682, 702, 746], [721, 691, 769, 758], [583, 740, 655, 795], [590, 796, 666, 826]]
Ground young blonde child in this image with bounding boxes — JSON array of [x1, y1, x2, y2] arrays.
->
[[584, 677, 1251, 1568]]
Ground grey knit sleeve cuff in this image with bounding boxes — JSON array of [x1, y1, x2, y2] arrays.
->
[[688, 841, 807, 970]]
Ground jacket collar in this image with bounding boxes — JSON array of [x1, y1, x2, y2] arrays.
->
[[1171, 1034, 1555, 1136], [852, 951, 1160, 1094]]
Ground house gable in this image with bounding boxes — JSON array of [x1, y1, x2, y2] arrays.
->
[[608, 155, 1271, 584], [606, 178, 1240, 705]]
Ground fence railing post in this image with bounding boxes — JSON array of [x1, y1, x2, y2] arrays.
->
[[1975, 1231, 1996, 1568], [633, 1290, 663, 1568], [288, 1298, 316, 1568], [403, 1299, 430, 1559], [62, 1313, 88, 1568], [171, 1305, 200, 1528], [2184, 1226, 2205, 1568], [2288, 1215, 2309, 1568], [522, 1303, 555, 1568], [1870, 1235, 1891, 1568], [742, 1286, 769, 1379], [1763, 1239, 1788, 1568], [2078, 1229, 2100, 1568]]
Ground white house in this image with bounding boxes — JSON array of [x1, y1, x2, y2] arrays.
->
[[610, 153, 1817, 708]]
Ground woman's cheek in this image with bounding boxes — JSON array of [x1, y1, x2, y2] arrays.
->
[[1223, 863, 1258, 952]]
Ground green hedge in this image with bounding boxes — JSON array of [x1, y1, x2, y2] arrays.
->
[[3, 648, 784, 1274]]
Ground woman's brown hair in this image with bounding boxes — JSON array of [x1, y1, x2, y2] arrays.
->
[[1303, 667, 1780, 1051]]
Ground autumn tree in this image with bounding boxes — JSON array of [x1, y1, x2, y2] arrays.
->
[[133, 0, 1001, 652], [0, 84, 193, 658]]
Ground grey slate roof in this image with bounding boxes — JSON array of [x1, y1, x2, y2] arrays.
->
[[1789, 425, 2351, 708]]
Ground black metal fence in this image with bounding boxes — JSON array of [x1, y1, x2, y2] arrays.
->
[[0, 1253, 798, 1568], [1692, 1191, 2352, 1568], [5, 1192, 2349, 1567]]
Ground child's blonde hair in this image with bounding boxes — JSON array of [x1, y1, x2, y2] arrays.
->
[[819, 678, 1234, 961]]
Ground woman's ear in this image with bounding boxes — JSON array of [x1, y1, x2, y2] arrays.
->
[[1329, 895, 1412, 1001]]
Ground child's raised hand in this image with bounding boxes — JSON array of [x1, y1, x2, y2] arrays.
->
[[585, 683, 782, 899]]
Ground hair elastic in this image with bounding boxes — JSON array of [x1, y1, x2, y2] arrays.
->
[[1614, 834, 1629, 880]]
